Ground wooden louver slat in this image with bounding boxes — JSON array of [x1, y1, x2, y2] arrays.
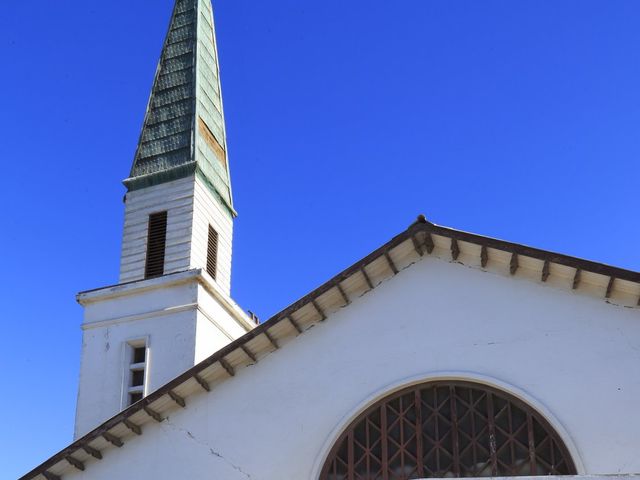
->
[[144, 211, 168, 279], [207, 225, 218, 280]]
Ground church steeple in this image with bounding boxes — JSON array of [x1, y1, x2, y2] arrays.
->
[[125, 0, 233, 213], [116, 0, 236, 288], [73, 0, 253, 439]]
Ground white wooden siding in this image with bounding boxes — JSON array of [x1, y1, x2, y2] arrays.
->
[[119, 177, 196, 283], [119, 176, 234, 294], [190, 176, 233, 294]]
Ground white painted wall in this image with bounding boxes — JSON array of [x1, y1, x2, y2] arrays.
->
[[74, 271, 252, 439], [66, 255, 640, 478], [119, 177, 195, 283], [191, 175, 233, 295], [194, 282, 250, 362], [75, 276, 199, 438], [77, 172, 239, 438], [119, 175, 233, 295]]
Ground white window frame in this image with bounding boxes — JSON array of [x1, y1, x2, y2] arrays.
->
[[121, 337, 150, 408]]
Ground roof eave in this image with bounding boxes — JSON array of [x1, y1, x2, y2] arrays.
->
[[21, 216, 640, 480]]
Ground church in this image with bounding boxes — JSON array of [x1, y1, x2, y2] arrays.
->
[[20, 1, 640, 479]]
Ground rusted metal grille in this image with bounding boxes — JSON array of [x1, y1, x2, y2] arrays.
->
[[144, 211, 168, 279], [207, 225, 218, 280], [321, 381, 576, 480]]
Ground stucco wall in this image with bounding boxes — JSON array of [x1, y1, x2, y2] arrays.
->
[[68, 255, 640, 478], [74, 273, 250, 439], [194, 283, 250, 362], [74, 281, 199, 439]]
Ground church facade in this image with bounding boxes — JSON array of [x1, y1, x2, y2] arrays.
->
[[20, 1, 640, 480]]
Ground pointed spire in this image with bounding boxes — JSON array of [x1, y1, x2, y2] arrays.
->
[[125, 0, 233, 213]]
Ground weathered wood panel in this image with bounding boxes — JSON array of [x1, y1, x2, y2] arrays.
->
[[119, 177, 196, 283], [190, 176, 233, 294]]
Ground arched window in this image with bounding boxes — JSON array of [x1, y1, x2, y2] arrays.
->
[[321, 381, 576, 480]]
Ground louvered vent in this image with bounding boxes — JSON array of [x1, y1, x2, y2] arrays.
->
[[144, 211, 168, 279], [207, 226, 219, 280]]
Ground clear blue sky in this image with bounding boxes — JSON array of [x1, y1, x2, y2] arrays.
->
[[2, 0, 640, 477]]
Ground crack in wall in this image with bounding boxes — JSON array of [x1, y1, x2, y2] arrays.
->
[[162, 418, 254, 479]]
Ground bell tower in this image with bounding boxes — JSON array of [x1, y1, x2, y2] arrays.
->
[[73, 0, 255, 439]]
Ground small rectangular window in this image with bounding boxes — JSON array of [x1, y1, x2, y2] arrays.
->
[[129, 392, 143, 405], [145, 211, 168, 279], [207, 225, 218, 280], [126, 341, 147, 406], [131, 370, 145, 387], [133, 346, 146, 364]]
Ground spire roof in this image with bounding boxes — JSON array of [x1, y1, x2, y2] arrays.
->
[[125, 0, 233, 212]]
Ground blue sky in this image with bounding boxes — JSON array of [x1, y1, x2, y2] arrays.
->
[[2, 0, 640, 477]]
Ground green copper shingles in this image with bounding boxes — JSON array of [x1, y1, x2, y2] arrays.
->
[[125, 0, 233, 212]]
